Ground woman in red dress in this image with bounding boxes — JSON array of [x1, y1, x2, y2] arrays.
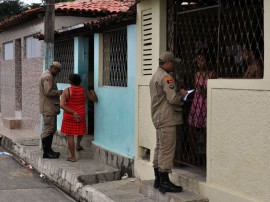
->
[[60, 74, 98, 162]]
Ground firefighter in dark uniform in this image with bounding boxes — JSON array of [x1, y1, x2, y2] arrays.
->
[[150, 52, 186, 193], [39, 61, 63, 159]]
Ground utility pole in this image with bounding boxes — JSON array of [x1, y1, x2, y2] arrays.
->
[[44, 0, 55, 70], [41, 0, 55, 149]]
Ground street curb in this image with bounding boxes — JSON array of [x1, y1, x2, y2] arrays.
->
[[0, 134, 118, 202]]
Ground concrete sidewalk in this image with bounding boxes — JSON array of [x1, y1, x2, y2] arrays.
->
[[0, 124, 153, 202], [0, 124, 208, 202]]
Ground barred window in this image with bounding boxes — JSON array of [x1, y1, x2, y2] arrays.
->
[[103, 28, 127, 87], [168, 0, 263, 80], [167, 0, 263, 168], [54, 39, 74, 83]]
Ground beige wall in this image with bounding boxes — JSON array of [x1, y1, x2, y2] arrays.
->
[[135, 0, 270, 201], [206, 81, 270, 202], [205, 0, 270, 201]]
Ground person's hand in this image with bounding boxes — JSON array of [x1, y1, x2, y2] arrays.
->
[[73, 111, 80, 122], [89, 90, 95, 94], [179, 89, 187, 97]]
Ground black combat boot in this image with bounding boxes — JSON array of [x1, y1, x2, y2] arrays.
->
[[47, 134, 60, 158], [42, 136, 59, 159], [153, 168, 160, 189], [159, 172, 183, 193]]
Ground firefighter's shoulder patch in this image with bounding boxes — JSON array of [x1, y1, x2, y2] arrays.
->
[[164, 76, 174, 84]]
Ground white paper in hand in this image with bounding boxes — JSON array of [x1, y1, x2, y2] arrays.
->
[[183, 89, 194, 101]]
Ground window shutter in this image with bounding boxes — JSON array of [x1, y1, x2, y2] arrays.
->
[[26, 37, 41, 59], [141, 9, 153, 76]]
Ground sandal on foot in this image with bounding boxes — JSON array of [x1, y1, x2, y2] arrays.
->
[[76, 146, 84, 151], [66, 157, 76, 162]]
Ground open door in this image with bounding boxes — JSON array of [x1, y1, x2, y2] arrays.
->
[[88, 34, 95, 135]]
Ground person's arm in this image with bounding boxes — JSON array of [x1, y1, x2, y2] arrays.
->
[[43, 76, 62, 97], [60, 89, 80, 121], [85, 89, 98, 102], [162, 76, 184, 105]]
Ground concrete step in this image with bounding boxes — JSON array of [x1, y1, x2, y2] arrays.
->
[[0, 135, 122, 200], [171, 167, 206, 194], [82, 178, 155, 202], [53, 133, 93, 159], [140, 180, 208, 202]]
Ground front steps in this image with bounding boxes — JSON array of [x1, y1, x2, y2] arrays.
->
[[1, 132, 209, 202], [140, 180, 208, 202], [171, 167, 206, 194]]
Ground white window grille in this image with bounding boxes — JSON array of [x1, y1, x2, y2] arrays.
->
[[26, 36, 41, 59], [141, 9, 153, 76], [103, 28, 127, 87], [4, 42, 13, 60]]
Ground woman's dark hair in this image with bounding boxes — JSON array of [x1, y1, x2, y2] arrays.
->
[[197, 48, 209, 59], [69, 74, 81, 86]]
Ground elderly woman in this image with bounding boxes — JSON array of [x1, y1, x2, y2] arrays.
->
[[60, 74, 98, 162]]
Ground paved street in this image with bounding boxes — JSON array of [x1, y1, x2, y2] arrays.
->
[[0, 148, 76, 202]]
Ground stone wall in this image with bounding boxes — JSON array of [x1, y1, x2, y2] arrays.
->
[[0, 18, 44, 133]]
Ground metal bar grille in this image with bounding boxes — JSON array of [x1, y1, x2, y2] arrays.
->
[[54, 39, 74, 83], [167, 0, 263, 168], [103, 28, 127, 87]]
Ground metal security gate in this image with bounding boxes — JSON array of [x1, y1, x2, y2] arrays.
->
[[167, 0, 263, 168], [54, 38, 74, 83]]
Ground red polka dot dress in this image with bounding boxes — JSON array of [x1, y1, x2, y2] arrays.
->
[[61, 86, 86, 136]]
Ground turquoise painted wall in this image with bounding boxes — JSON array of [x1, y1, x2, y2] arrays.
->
[[93, 25, 136, 157], [57, 37, 89, 130], [57, 83, 70, 130]]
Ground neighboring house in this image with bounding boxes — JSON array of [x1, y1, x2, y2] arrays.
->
[[0, 0, 137, 175], [52, 1, 137, 176], [135, 0, 270, 202], [0, 0, 134, 134], [0, 4, 96, 133]]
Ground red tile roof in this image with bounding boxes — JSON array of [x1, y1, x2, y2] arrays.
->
[[0, 0, 136, 32], [55, 0, 135, 13]]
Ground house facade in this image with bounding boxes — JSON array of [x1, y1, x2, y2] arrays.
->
[[135, 0, 270, 202], [51, 1, 137, 175], [0, 0, 137, 175], [0, 8, 91, 133]]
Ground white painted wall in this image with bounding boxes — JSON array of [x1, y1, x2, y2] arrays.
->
[[55, 16, 94, 30]]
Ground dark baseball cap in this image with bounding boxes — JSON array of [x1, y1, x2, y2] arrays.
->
[[159, 51, 181, 63]]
